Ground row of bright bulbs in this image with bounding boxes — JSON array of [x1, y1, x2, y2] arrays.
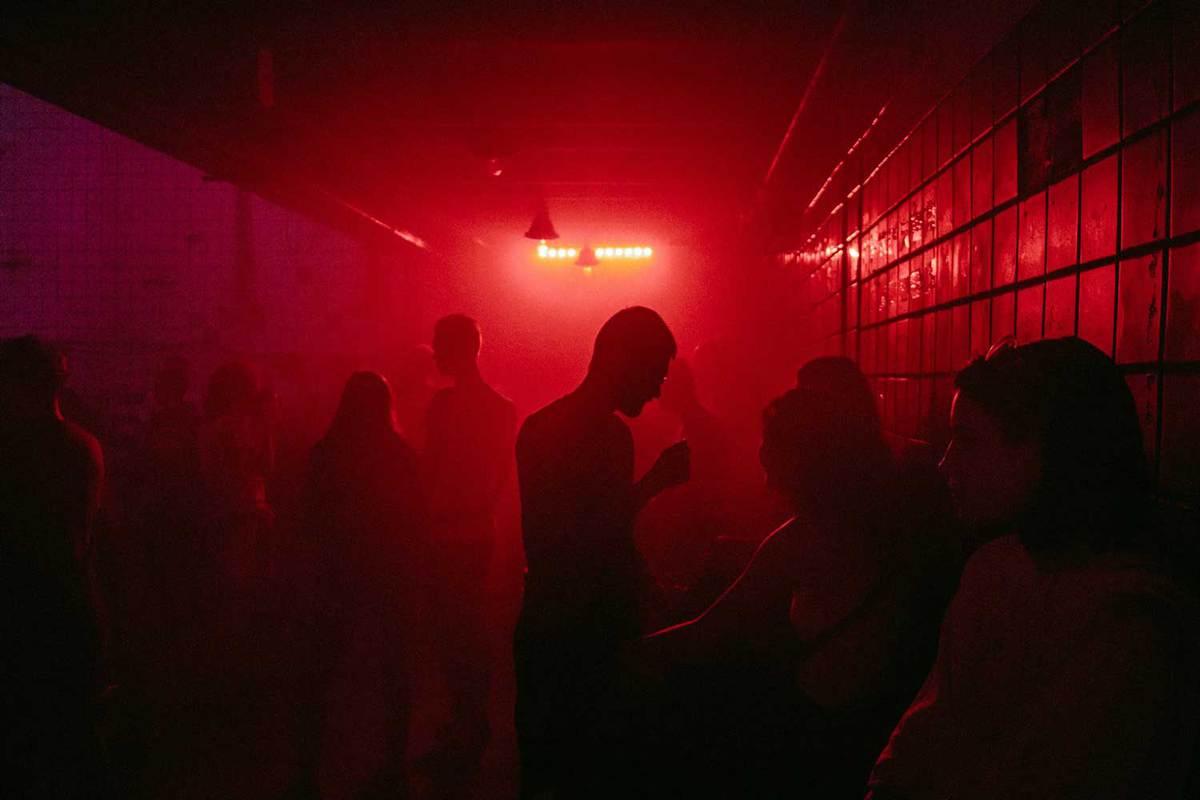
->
[[537, 244, 654, 260]]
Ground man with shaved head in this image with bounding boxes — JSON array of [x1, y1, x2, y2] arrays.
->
[[513, 306, 690, 798], [421, 314, 516, 785]]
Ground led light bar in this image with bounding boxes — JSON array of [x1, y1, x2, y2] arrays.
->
[[536, 244, 654, 260], [536, 245, 579, 259]]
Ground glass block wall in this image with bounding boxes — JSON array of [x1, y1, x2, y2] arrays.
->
[[779, 0, 1200, 503]]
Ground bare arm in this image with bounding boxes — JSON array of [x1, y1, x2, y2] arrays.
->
[[633, 440, 690, 513], [643, 520, 803, 663]]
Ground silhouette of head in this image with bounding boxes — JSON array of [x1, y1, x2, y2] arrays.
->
[[0, 335, 67, 420], [328, 371, 395, 440], [760, 357, 890, 515], [154, 357, 190, 407], [433, 314, 481, 378], [943, 337, 1150, 553], [588, 306, 677, 417], [659, 358, 698, 417], [204, 361, 259, 419]]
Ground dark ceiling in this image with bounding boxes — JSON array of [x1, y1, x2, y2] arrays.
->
[[2, 1, 1036, 256]]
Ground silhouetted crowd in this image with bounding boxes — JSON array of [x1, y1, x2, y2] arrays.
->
[[1, 307, 1197, 799]]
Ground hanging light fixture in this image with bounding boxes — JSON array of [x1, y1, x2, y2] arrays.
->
[[575, 245, 599, 267], [524, 204, 559, 240]]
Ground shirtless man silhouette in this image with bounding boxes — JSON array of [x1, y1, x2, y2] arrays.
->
[[513, 307, 690, 798]]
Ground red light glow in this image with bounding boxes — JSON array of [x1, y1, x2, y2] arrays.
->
[[536, 244, 655, 262]]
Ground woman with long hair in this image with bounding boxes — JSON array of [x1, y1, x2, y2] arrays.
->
[[868, 337, 1200, 799], [636, 357, 956, 797], [298, 371, 425, 798]]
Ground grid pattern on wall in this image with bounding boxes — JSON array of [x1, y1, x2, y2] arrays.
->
[[0, 84, 374, 412], [780, 0, 1200, 502]]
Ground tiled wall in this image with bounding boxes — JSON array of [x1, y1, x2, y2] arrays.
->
[[779, 0, 1200, 503], [0, 84, 387, 418]]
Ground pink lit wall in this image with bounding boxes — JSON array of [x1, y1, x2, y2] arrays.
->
[[0, 84, 393, 418], [771, 0, 1200, 503], [0, 81, 744, 460]]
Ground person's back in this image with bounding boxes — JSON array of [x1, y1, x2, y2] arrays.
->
[[425, 379, 514, 531], [1, 415, 105, 691], [143, 358, 200, 484], [1, 416, 103, 570], [0, 336, 105, 798], [425, 315, 515, 528], [516, 392, 640, 644], [307, 370, 424, 591], [125, 361, 202, 631], [199, 410, 272, 519], [416, 315, 516, 789], [298, 371, 425, 797], [389, 343, 439, 453], [309, 421, 423, 599], [144, 399, 200, 497], [197, 362, 274, 584]]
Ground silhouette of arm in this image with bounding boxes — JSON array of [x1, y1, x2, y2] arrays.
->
[[632, 440, 689, 513], [643, 521, 803, 662], [71, 432, 105, 561], [67, 428, 108, 687], [632, 473, 664, 514]]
